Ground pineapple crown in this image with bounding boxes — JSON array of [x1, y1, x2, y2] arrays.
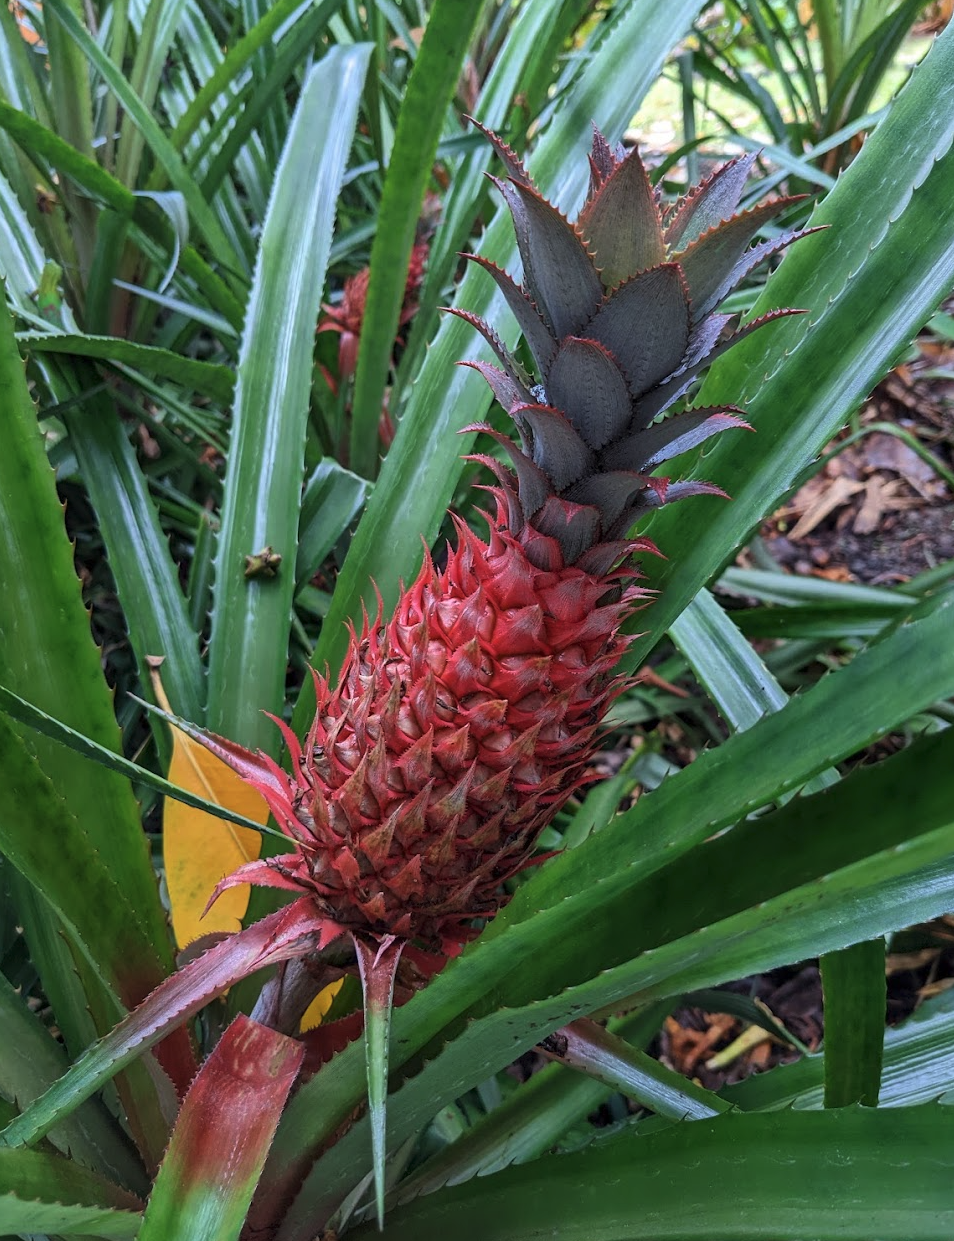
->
[[454, 121, 813, 574]]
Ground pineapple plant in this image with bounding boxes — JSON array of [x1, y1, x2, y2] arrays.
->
[[198, 126, 808, 961], [183, 123, 809, 1222]]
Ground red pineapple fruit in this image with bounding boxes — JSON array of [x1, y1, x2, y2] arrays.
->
[[192, 124, 810, 1219], [201, 127, 809, 955]]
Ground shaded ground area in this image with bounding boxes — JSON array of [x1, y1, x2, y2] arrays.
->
[[760, 321, 954, 583]]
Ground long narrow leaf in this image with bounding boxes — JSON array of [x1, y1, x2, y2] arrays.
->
[[821, 939, 886, 1107], [348, 0, 483, 478], [0, 1148, 142, 1239], [206, 45, 371, 752], [353, 1107, 954, 1241]]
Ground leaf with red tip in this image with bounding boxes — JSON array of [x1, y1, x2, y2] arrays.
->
[[445, 303, 533, 389], [468, 116, 534, 187], [492, 178, 604, 339], [665, 152, 759, 250], [0, 899, 341, 1152], [516, 404, 593, 491], [353, 935, 406, 1230], [547, 337, 634, 450], [138, 1015, 303, 1241], [204, 854, 315, 912], [613, 408, 750, 472], [587, 126, 620, 196], [635, 307, 805, 424], [466, 423, 550, 517], [460, 360, 533, 413], [675, 199, 806, 319], [579, 146, 665, 288], [462, 254, 557, 376], [641, 478, 729, 507], [586, 265, 690, 398]]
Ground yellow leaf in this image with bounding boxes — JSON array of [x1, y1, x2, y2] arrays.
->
[[150, 667, 266, 949], [300, 980, 344, 1032]]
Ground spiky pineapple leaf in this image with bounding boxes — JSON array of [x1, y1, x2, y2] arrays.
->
[[350, 1107, 954, 1241], [0, 1148, 142, 1239], [458, 256, 556, 374], [585, 264, 690, 397], [494, 178, 604, 339], [614, 408, 749, 472], [664, 153, 759, 250], [353, 937, 406, 1230], [547, 337, 633, 449], [577, 143, 665, 287], [137, 1016, 303, 1241], [0, 901, 338, 1152], [674, 198, 804, 319]]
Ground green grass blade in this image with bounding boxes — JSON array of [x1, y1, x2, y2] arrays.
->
[[348, 0, 483, 479], [206, 44, 372, 751], [821, 939, 886, 1107], [297, 0, 708, 724]]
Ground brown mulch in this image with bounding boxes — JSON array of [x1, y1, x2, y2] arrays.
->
[[757, 327, 954, 583]]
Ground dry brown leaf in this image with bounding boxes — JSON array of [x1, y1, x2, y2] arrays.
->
[[789, 476, 865, 540]]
